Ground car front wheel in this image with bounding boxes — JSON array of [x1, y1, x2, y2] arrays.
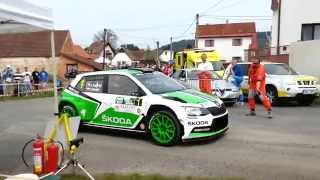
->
[[60, 104, 77, 117], [149, 111, 181, 146]]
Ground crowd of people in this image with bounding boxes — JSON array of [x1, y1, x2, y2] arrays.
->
[[0, 65, 49, 95]]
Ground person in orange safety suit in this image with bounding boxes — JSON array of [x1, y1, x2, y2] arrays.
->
[[247, 57, 272, 118]]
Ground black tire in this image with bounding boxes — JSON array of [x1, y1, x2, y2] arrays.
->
[[297, 97, 315, 106], [148, 110, 181, 146], [60, 104, 77, 117], [266, 86, 278, 106]]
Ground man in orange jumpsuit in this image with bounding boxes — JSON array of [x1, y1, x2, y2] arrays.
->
[[247, 57, 272, 118]]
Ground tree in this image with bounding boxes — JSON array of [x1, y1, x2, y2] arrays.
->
[[144, 45, 155, 61], [93, 29, 118, 48], [120, 44, 140, 51]]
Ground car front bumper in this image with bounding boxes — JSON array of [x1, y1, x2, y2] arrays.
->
[[213, 90, 240, 102], [181, 111, 229, 140], [278, 85, 319, 98]]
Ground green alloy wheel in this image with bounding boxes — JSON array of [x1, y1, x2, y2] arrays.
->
[[149, 111, 181, 146], [61, 105, 77, 117]]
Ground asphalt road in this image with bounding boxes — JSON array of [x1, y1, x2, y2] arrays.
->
[[0, 98, 319, 180]]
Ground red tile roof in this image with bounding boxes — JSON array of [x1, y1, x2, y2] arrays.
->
[[61, 52, 103, 70], [196, 22, 256, 38], [72, 44, 93, 60], [0, 30, 69, 58], [86, 41, 116, 56]]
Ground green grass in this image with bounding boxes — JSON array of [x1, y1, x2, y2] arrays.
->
[[58, 174, 245, 180], [0, 91, 54, 101]]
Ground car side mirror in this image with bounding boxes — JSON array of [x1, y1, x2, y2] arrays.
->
[[130, 89, 145, 97]]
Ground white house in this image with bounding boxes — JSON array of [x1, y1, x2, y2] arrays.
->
[[111, 52, 132, 67], [159, 50, 174, 62], [271, 0, 320, 55], [87, 42, 116, 63], [196, 22, 257, 62]]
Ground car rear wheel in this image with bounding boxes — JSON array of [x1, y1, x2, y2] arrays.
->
[[149, 111, 181, 146]]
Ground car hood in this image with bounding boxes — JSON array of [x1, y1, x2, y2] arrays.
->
[[268, 75, 318, 81], [161, 89, 222, 107]]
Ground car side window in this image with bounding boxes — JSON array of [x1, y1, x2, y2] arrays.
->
[[107, 75, 144, 96], [75, 75, 104, 93]]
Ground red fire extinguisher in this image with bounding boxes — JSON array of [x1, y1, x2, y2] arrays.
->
[[32, 136, 44, 175], [45, 141, 59, 173]]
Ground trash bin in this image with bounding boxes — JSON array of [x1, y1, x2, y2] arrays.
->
[[198, 71, 212, 94]]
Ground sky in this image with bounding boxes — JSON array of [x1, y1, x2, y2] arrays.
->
[[32, 0, 273, 49]]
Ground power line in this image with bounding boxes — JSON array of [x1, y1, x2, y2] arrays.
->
[[213, 0, 244, 13], [200, 0, 226, 15], [113, 24, 189, 32], [173, 18, 196, 39]]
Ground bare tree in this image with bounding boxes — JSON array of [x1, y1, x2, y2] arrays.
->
[[93, 29, 118, 48]]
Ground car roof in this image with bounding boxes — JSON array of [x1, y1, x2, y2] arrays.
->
[[237, 62, 284, 65], [76, 68, 153, 78]]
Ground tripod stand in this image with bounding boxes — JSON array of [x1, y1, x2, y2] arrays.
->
[[55, 137, 95, 180]]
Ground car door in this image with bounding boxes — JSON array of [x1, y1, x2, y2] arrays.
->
[[73, 75, 105, 122], [90, 74, 146, 129]]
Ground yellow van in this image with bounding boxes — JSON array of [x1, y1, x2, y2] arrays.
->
[[175, 49, 224, 76]]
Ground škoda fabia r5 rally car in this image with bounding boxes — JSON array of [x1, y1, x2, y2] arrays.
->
[[59, 69, 228, 146]]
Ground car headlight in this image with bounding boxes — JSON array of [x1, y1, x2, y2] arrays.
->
[[184, 107, 210, 116]]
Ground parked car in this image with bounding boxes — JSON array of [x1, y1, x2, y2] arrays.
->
[[238, 62, 320, 105], [59, 68, 228, 146], [172, 69, 240, 106]]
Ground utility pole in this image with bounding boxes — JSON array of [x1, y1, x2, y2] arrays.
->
[[170, 37, 173, 62], [103, 28, 107, 70], [156, 41, 160, 69], [195, 13, 200, 48], [276, 0, 282, 55]]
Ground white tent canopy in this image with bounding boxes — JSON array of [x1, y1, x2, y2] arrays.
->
[[111, 52, 132, 67], [0, 0, 53, 31]]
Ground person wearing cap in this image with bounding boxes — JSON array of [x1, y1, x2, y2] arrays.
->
[[247, 57, 272, 118], [162, 60, 174, 76], [2, 65, 13, 83], [198, 54, 213, 71]]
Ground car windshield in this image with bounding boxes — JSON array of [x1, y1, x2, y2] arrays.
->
[[264, 64, 298, 75], [187, 70, 221, 80], [134, 72, 186, 94]]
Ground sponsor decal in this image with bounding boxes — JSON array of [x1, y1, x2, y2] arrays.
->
[[115, 104, 136, 113], [188, 121, 209, 126], [101, 114, 133, 126]]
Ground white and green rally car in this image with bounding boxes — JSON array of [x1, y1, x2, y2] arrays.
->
[[59, 69, 228, 146]]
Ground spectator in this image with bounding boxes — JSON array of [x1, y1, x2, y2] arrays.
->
[[13, 67, 24, 82], [2, 65, 14, 83], [23, 67, 32, 94], [198, 54, 213, 71], [162, 60, 174, 76], [32, 67, 40, 90], [0, 71, 3, 95], [39, 67, 49, 89]]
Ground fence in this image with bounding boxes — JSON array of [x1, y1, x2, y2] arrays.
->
[[0, 82, 62, 97]]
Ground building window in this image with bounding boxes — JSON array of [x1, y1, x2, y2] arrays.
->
[[205, 40, 214, 47], [66, 64, 78, 73], [232, 39, 242, 46], [232, 57, 242, 61], [301, 24, 320, 41]]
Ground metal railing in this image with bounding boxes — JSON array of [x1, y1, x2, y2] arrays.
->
[[0, 82, 62, 97]]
